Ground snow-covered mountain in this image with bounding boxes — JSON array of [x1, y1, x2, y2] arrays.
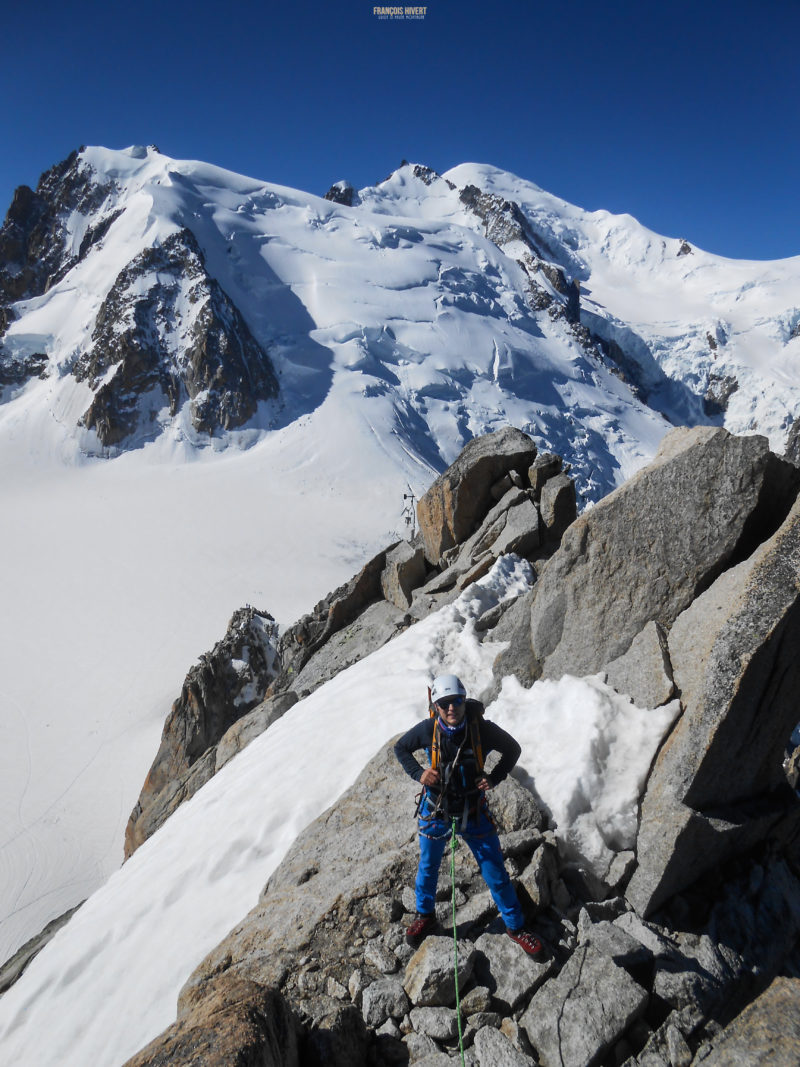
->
[[3, 146, 798, 477], [1, 145, 798, 980]]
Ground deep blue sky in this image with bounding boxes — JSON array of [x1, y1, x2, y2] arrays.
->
[[2, 0, 797, 260]]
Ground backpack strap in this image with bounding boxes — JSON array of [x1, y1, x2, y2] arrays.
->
[[428, 686, 441, 771], [430, 700, 484, 775]]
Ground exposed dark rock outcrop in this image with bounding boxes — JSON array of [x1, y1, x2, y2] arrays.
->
[[0, 149, 280, 445], [459, 184, 580, 324], [0, 149, 112, 311], [704, 371, 739, 416], [785, 415, 800, 466], [0, 149, 120, 390], [74, 228, 279, 447], [0, 350, 48, 391], [323, 181, 355, 207], [0, 903, 83, 995], [125, 607, 280, 857]]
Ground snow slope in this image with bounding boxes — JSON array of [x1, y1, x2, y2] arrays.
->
[[1, 145, 798, 969], [445, 163, 800, 443], [0, 558, 679, 1067]]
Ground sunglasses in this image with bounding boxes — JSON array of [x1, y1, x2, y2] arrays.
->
[[436, 695, 465, 709]]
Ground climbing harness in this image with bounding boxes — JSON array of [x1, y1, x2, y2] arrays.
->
[[450, 816, 466, 1067], [416, 691, 487, 830]]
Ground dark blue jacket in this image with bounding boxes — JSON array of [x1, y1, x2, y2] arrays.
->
[[394, 715, 521, 800]]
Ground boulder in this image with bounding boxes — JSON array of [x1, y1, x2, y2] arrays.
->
[[527, 426, 800, 683], [408, 1006, 459, 1040], [122, 977, 300, 1067], [402, 1030, 439, 1060], [454, 890, 498, 929], [417, 428, 537, 564], [460, 985, 492, 1015], [473, 1025, 536, 1065], [297, 998, 369, 1065], [403, 936, 476, 1007], [490, 496, 541, 557], [528, 453, 562, 496], [577, 918, 652, 970], [486, 774, 544, 833], [520, 945, 648, 1067], [464, 1012, 502, 1045], [603, 621, 675, 708], [700, 976, 800, 1065], [381, 541, 428, 609], [364, 940, 400, 975], [538, 472, 576, 542], [627, 491, 800, 916], [517, 842, 558, 909], [634, 1018, 692, 1067], [361, 978, 409, 1026], [473, 932, 553, 1012], [447, 487, 528, 567]]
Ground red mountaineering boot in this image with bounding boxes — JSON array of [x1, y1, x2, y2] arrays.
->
[[506, 927, 543, 957], [406, 913, 437, 945]]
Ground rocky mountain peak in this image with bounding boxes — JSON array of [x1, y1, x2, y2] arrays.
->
[[73, 227, 279, 448], [0, 148, 115, 309]]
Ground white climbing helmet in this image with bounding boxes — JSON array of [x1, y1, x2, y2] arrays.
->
[[430, 674, 467, 706]]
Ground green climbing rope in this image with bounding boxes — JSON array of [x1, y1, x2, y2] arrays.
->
[[450, 817, 466, 1066]]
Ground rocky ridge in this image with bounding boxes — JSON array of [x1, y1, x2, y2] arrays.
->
[[116, 424, 800, 1065], [124, 427, 577, 856], [0, 151, 279, 445], [109, 424, 800, 1067]]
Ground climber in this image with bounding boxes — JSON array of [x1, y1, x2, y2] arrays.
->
[[394, 673, 543, 957]]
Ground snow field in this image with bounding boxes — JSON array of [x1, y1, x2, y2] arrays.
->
[[0, 556, 679, 1067], [0, 396, 428, 965], [492, 674, 680, 877]]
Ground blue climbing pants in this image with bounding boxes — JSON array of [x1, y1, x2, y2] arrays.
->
[[415, 794, 524, 930]]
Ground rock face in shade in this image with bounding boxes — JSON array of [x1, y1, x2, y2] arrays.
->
[[527, 426, 800, 682], [626, 492, 800, 916], [123, 978, 301, 1067]]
